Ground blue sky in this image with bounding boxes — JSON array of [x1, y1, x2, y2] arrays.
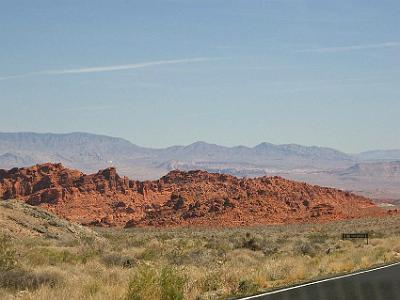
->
[[0, 0, 399, 152]]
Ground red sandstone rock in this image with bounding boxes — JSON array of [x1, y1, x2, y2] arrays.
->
[[0, 163, 389, 228]]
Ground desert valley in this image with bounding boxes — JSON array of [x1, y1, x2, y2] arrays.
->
[[2, 1, 400, 298]]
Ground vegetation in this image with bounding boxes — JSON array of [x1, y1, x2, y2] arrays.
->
[[1, 200, 400, 299]]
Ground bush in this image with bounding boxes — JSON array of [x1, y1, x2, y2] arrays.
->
[[294, 240, 317, 257], [126, 266, 159, 300], [125, 266, 185, 300], [0, 268, 62, 291], [26, 247, 79, 266], [202, 272, 222, 292], [0, 235, 17, 271], [160, 267, 185, 300], [138, 248, 158, 261], [241, 233, 264, 251], [101, 253, 136, 268], [236, 279, 259, 295]]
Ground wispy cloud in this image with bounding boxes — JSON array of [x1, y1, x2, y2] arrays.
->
[[297, 42, 400, 53], [0, 57, 217, 81], [59, 105, 115, 112]]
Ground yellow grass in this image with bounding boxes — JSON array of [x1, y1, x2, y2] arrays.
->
[[1, 200, 400, 299]]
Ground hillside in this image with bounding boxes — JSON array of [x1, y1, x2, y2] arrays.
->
[[0, 163, 390, 228], [0, 199, 98, 241]]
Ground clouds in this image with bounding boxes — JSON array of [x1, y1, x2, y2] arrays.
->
[[0, 57, 217, 81], [297, 42, 400, 53]]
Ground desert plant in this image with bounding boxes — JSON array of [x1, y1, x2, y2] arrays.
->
[[236, 279, 259, 295], [160, 267, 185, 300], [101, 253, 136, 268], [0, 235, 17, 271], [125, 266, 159, 300], [125, 266, 185, 300], [0, 268, 62, 291]]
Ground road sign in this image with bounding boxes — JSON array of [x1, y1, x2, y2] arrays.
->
[[342, 233, 369, 244]]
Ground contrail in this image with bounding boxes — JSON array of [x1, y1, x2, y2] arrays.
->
[[297, 42, 400, 53], [0, 57, 218, 81]]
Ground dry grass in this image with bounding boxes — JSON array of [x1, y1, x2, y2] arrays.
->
[[1, 200, 400, 299]]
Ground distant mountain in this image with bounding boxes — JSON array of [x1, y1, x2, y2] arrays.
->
[[1, 131, 400, 201], [0, 132, 156, 177], [276, 161, 400, 202], [356, 150, 400, 161], [0, 132, 355, 179], [0, 152, 35, 169], [337, 161, 400, 177]]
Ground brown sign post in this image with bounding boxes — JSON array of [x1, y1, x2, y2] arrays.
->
[[342, 233, 369, 245]]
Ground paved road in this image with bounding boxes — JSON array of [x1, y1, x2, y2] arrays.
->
[[241, 262, 400, 300]]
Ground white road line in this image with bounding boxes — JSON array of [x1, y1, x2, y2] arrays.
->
[[239, 261, 400, 299]]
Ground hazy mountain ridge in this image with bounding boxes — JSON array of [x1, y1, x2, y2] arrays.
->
[[1, 132, 400, 200], [0, 132, 356, 175]]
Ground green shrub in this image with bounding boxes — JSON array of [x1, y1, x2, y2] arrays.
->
[[125, 266, 185, 300], [0, 269, 62, 291], [202, 272, 222, 292], [26, 247, 79, 266], [160, 267, 185, 300], [126, 266, 159, 300], [77, 246, 102, 264], [138, 248, 158, 261], [0, 235, 17, 271], [236, 279, 259, 295]]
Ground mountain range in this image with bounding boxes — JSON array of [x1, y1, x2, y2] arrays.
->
[[1, 132, 400, 201]]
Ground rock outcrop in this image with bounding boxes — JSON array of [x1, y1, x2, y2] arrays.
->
[[0, 163, 390, 227]]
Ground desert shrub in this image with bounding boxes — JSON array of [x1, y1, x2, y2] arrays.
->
[[202, 272, 222, 292], [138, 248, 158, 261], [262, 243, 279, 256], [77, 245, 102, 264], [0, 235, 17, 271], [0, 268, 62, 291], [307, 232, 329, 244], [236, 279, 259, 295], [126, 266, 159, 300], [242, 237, 261, 251], [166, 248, 185, 265], [125, 266, 185, 300], [205, 236, 232, 253], [26, 247, 79, 266], [160, 267, 185, 300], [101, 253, 136, 268], [241, 233, 265, 251], [293, 240, 318, 257], [166, 246, 211, 266]]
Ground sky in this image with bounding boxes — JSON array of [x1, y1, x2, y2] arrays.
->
[[0, 0, 399, 153]]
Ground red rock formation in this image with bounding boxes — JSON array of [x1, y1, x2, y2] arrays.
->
[[0, 163, 389, 228]]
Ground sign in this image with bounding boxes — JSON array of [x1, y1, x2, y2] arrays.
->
[[342, 233, 369, 244]]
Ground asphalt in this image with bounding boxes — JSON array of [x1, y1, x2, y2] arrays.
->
[[240, 262, 400, 300]]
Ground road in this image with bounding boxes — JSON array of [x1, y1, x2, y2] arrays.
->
[[240, 262, 400, 300]]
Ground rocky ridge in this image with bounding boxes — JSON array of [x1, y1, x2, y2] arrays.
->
[[0, 163, 391, 227]]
